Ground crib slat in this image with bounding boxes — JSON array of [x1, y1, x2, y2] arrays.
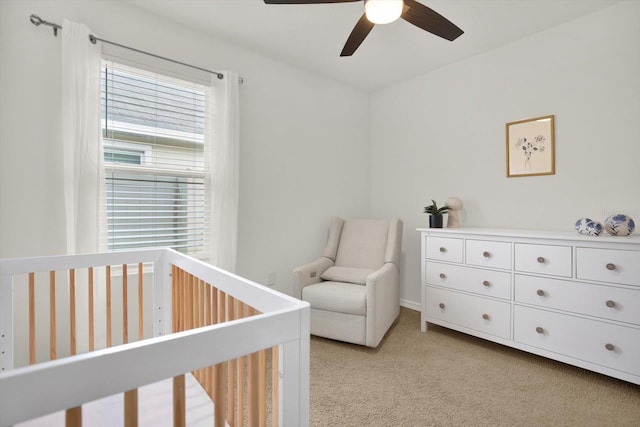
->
[[236, 301, 246, 426], [180, 267, 186, 332], [211, 283, 219, 410], [205, 284, 213, 399], [138, 263, 143, 341], [124, 389, 138, 427], [65, 406, 82, 427], [193, 277, 201, 385], [88, 267, 95, 352], [248, 304, 259, 426], [188, 271, 194, 331], [171, 265, 177, 333], [188, 272, 193, 331], [272, 345, 280, 427], [198, 279, 205, 330], [29, 272, 35, 365], [173, 375, 186, 427], [189, 274, 198, 329], [181, 269, 187, 331], [219, 291, 226, 325], [69, 269, 76, 356], [221, 288, 228, 421], [106, 265, 112, 348], [195, 278, 207, 384], [214, 363, 226, 427], [248, 351, 259, 426], [178, 268, 184, 331], [50, 271, 57, 360], [197, 279, 206, 384], [236, 354, 245, 427], [227, 297, 236, 427], [181, 267, 186, 331], [259, 348, 267, 427], [122, 264, 129, 344], [68, 269, 80, 427]]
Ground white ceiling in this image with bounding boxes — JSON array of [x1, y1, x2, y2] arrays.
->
[[125, 0, 622, 92]]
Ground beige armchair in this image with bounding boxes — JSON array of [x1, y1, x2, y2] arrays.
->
[[293, 217, 403, 348]]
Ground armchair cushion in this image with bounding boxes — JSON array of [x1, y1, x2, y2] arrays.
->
[[320, 266, 375, 285], [302, 282, 366, 316], [334, 219, 389, 269]]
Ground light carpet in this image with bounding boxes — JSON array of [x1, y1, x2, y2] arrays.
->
[[309, 307, 640, 426]]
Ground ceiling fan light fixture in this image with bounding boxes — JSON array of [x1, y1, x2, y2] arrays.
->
[[364, 0, 404, 25]]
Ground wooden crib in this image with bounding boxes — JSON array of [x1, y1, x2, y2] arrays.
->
[[0, 249, 310, 426]]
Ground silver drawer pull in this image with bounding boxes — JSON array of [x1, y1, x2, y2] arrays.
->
[[536, 289, 545, 297], [438, 303, 445, 310], [606, 263, 616, 271], [483, 251, 491, 258], [605, 343, 615, 351], [439, 273, 446, 279], [482, 280, 490, 287], [537, 256, 545, 264], [605, 300, 616, 308], [535, 326, 544, 334], [439, 247, 447, 253], [482, 313, 489, 320]]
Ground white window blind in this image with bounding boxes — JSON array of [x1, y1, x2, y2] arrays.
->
[[101, 61, 209, 257]]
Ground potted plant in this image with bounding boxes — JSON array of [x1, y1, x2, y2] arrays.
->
[[423, 199, 450, 228]]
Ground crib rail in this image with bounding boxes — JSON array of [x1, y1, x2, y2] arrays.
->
[[0, 249, 310, 427]]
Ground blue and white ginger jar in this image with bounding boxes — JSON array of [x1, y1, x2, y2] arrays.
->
[[604, 214, 635, 236], [574, 218, 604, 236]]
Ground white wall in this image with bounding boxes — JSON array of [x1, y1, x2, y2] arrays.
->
[[0, 0, 371, 295], [370, 1, 640, 307]]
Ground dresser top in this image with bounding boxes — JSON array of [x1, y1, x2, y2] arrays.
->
[[416, 227, 640, 246]]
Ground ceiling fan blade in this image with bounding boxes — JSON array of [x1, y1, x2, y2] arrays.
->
[[340, 14, 375, 57], [264, 0, 359, 4], [401, 0, 463, 41]]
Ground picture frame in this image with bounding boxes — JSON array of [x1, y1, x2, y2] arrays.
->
[[506, 115, 555, 177]]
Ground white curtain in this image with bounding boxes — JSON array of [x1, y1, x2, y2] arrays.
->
[[61, 20, 106, 254], [208, 71, 240, 272]]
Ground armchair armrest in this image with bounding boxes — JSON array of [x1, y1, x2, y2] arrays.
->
[[292, 257, 334, 299], [365, 263, 400, 347]]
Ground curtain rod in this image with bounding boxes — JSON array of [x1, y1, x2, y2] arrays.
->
[[29, 14, 244, 84]]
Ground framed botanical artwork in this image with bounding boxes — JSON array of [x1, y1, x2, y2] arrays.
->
[[506, 115, 555, 177]]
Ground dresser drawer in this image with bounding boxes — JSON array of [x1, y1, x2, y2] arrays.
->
[[426, 287, 511, 339], [466, 240, 512, 270], [425, 236, 463, 263], [515, 243, 572, 277], [514, 305, 640, 376], [515, 274, 640, 326], [426, 262, 511, 300], [576, 248, 640, 286]]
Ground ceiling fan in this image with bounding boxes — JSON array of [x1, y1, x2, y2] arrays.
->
[[263, 0, 464, 56]]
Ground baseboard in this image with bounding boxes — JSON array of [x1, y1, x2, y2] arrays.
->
[[400, 298, 420, 312]]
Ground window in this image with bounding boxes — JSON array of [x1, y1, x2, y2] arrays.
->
[[101, 62, 209, 257]]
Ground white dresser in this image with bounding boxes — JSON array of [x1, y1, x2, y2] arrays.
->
[[419, 227, 640, 385]]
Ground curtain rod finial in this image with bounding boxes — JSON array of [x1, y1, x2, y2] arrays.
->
[[30, 13, 60, 36], [29, 14, 43, 26]]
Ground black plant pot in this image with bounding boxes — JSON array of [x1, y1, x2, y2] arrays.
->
[[429, 214, 444, 228]]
